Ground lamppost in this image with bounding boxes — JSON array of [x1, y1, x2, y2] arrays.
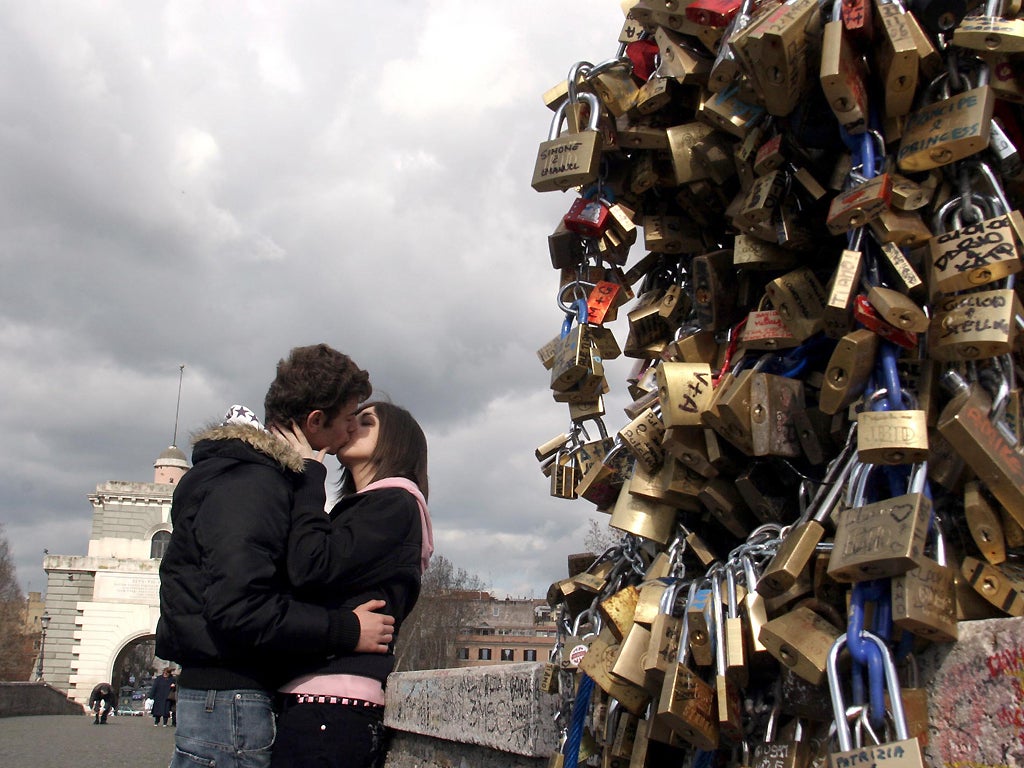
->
[[37, 613, 50, 681]]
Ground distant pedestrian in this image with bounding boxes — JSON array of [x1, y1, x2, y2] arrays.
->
[[149, 667, 176, 726], [89, 682, 116, 724], [167, 670, 178, 726]]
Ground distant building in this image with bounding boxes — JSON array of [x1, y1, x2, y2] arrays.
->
[[451, 593, 556, 667], [37, 446, 187, 708]]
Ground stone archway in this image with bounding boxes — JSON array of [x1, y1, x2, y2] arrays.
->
[[110, 634, 174, 714]]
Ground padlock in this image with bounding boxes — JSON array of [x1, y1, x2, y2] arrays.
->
[[873, 0, 920, 119], [891, 514, 959, 641], [711, 565, 744, 744], [820, 10, 868, 133], [826, 632, 925, 767], [759, 603, 843, 685], [937, 372, 1024, 527], [691, 249, 739, 331], [579, 625, 652, 716], [617, 406, 666, 473], [532, 90, 604, 192], [600, 584, 641, 642], [740, 555, 770, 655], [766, 267, 827, 341], [866, 285, 929, 333], [609, 475, 678, 545], [750, 372, 805, 457], [929, 287, 1022, 360], [897, 77, 995, 172], [657, 362, 715, 428], [961, 556, 1024, 616], [929, 207, 1024, 293], [820, 329, 878, 415], [964, 480, 1007, 564], [564, 196, 611, 238], [644, 579, 685, 692], [656, 580, 720, 751], [826, 174, 894, 234], [828, 462, 931, 582], [856, 389, 930, 465], [723, 562, 749, 687], [823, 241, 864, 338]]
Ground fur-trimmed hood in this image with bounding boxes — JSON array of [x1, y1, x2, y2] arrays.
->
[[190, 422, 307, 473]]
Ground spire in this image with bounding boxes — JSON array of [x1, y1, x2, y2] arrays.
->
[[155, 364, 190, 484]]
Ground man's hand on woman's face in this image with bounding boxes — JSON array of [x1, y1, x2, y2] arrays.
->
[[271, 421, 327, 463]]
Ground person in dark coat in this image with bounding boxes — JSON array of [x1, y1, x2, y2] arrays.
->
[[88, 682, 116, 724], [149, 666, 176, 726]]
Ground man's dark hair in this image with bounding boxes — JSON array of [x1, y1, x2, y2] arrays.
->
[[264, 343, 371, 428]]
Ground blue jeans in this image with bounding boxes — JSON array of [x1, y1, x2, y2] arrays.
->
[[170, 688, 276, 768]]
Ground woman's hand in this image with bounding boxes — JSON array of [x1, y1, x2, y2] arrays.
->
[[271, 421, 327, 463]]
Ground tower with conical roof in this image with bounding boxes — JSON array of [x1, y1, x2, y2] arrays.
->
[[154, 445, 189, 484]]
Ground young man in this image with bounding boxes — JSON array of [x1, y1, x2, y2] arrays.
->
[[156, 344, 393, 768]]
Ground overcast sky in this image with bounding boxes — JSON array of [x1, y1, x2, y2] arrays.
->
[[0, 1, 641, 600]]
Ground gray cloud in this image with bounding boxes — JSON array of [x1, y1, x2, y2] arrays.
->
[[1, 0, 630, 599]]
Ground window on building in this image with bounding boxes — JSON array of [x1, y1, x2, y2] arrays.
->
[[478, 648, 492, 661], [501, 649, 514, 661], [524, 649, 537, 661], [457, 647, 469, 660], [150, 531, 171, 560]]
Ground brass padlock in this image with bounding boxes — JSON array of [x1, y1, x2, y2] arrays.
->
[[828, 462, 931, 582], [820, 329, 878, 415], [937, 373, 1024, 528], [826, 174, 893, 234], [856, 391, 930, 465], [711, 567, 744, 744], [867, 285, 929, 333], [749, 372, 805, 457], [820, 16, 868, 133], [929, 209, 1023, 293], [891, 518, 958, 642], [656, 581, 720, 751], [578, 625, 652, 716], [964, 480, 1006, 564], [873, 0, 920, 119], [691, 249, 739, 331], [929, 287, 1022, 360], [897, 82, 995, 171], [618, 406, 666, 474], [657, 362, 715, 428], [823, 243, 864, 338], [759, 603, 842, 685], [961, 556, 1024, 617], [532, 91, 604, 192], [766, 267, 827, 341], [609, 475, 677, 545]]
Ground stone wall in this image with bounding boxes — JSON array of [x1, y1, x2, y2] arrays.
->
[[0, 683, 85, 718]]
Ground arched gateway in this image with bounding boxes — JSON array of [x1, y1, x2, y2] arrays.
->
[[39, 446, 188, 709]]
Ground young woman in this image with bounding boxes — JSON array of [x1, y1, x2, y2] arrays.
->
[[270, 402, 433, 768]]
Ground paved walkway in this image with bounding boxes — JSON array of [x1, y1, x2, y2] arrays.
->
[[0, 713, 176, 768]]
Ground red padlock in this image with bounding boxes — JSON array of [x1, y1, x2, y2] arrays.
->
[[564, 197, 611, 238], [625, 39, 659, 82], [853, 295, 917, 349], [686, 0, 743, 27]]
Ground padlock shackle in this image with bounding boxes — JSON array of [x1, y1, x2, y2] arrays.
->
[[548, 91, 601, 142], [828, 632, 910, 751]]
